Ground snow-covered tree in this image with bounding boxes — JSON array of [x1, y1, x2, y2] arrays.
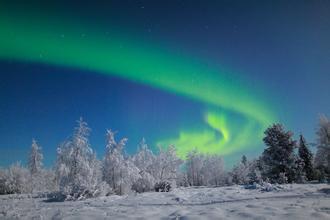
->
[[202, 155, 225, 186], [102, 129, 140, 195], [232, 155, 251, 185], [0, 163, 30, 194], [0, 168, 7, 194], [28, 139, 44, 192], [132, 138, 155, 173], [131, 138, 156, 192], [150, 145, 182, 185], [260, 124, 297, 183], [186, 150, 206, 186], [185, 151, 225, 186], [232, 156, 263, 185], [55, 118, 100, 199], [247, 160, 263, 184], [298, 135, 314, 181], [294, 156, 307, 183], [28, 139, 43, 175], [314, 115, 330, 180]]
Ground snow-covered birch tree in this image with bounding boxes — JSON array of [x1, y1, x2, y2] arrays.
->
[[55, 118, 100, 199], [102, 129, 140, 195], [150, 145, 182, 185], [131, 138, 156, 192], [28, 139, 43, 192]]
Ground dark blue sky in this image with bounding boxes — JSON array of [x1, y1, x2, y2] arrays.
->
[[0, 0, 329, 167]]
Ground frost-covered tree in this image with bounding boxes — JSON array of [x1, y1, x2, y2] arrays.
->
[[150, 145, 182, 185], [232, 156, 263, 185], [28, 139, 43, 175], [298, 135, 314, 181], [28, 139, 44, 192], [102, 129, 140, 195], [132, 138, 155, 172], [260, 123, 297, 183], [232, 155, 250, 185], [131, 138, 156, 192], [55, 118, 100, 199], [186, 150, 206, 186], [185, 151, 225, 186], [294, 156, 307, 183], [247, 160, 263, 184], [0, 163, 30, 194], [0, 168, 7, 194], [202, 155, 225, 186], [314, 115, 330, 180]]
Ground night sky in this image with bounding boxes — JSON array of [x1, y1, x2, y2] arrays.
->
[[0, 1, 329, 168]]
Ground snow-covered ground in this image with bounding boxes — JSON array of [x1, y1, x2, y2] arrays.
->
[[0, 184, 329, 220]]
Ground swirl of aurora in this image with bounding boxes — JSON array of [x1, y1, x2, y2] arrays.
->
[[0, 12, 277, 158]]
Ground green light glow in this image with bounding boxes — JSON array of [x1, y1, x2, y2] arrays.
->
[[0, 13, 277, 158]]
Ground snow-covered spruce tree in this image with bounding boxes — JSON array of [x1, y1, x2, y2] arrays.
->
[[55, 118, 101, 199], [298, 135, 315, 181], [314, 115, 330, 181], [28, 139, 44, 192], [102, 129, 140, 195], [260, 123, 297, 183], [131, 138, 156, 193]]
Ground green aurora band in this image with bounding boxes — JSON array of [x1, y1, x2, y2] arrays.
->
[[0, 13, 277, 158]]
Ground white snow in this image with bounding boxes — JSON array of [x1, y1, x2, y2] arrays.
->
[[0, 184, 329, 219]]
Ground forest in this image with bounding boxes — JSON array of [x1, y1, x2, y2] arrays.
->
[[0, 115, 329, 201]]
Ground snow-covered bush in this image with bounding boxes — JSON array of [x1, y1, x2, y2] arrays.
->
[[0, 163, 30, 194], [55, 118, 101, 200], [92, 181, 113, 197], [132, 171, 155, 193], [154, 181, 171, 192]]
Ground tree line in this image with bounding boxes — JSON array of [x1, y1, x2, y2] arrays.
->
[[0, 115, 329, 200]]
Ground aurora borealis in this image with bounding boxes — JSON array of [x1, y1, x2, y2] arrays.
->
[[1, 1, 329, 167], [0, 8, 275, 158]]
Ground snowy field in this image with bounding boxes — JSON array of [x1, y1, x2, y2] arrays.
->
[[0, 184, 329, 220]]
